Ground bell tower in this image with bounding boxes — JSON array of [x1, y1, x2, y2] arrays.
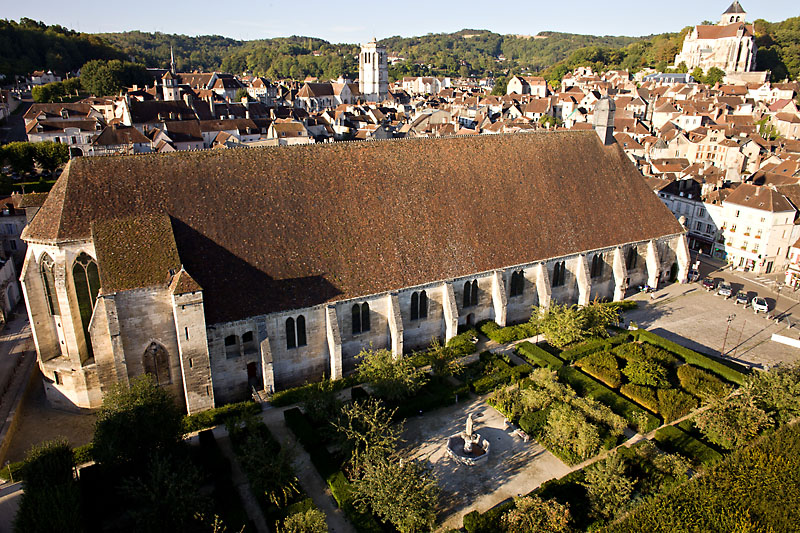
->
[[358, 38, 388, 102]]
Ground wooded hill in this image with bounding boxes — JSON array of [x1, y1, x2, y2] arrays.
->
[[2, 16, 798, 83]]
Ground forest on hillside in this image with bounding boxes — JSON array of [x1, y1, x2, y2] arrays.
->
[[2, 16, 799, 84]]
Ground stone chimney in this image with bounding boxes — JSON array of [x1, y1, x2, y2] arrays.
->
[[593, 96, 616, 145]]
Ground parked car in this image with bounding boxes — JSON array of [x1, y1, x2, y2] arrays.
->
[[717, 282, 732, 298], [752, 297, 769, 313], [735, 292, 748, 305], [702, 278, 715, 291], [688, 269, 700, 282]]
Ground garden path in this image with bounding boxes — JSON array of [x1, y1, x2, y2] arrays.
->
[[214, 427, 271, 533], [261, 406, 357, 533]]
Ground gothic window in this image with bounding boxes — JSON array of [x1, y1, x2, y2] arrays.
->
[[463, 280, 479, 308], [626, 248, 639, 270], [552, 261, 566, 287], [419, 291, 427, 319], [296, 315, 306, 347], [73, 252, 100, 356], [463, 281, 471, 308], [590, 254, 604, 279], [510, 270, 524, 297], [242, 331, 257, 355], [410, 292, 419, 321], [471, 280, 478, 306], [286, 318, 296, 349], [225, 334, 240, 359], [352, 303, 370, 335], [143, 342, 171, 385], [40, 253, 59, 315]]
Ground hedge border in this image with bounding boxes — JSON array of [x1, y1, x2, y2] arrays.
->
[[654, 425, 723, 467], [516, 341, 564, 370]]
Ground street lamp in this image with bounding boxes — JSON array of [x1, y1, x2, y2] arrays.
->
[[721, 313, 736, 356]]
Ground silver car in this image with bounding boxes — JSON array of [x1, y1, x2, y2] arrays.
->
[[717, 282, 732, 298], [751, 297, 769, 313]]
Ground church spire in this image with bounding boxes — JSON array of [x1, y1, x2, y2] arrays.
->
[[170, 45, 175, 74]]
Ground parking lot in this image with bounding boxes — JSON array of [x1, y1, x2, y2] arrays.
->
[[624, 260, 800, 369]]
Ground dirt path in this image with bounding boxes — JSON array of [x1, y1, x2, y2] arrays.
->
[[260, 407, 355, 533]]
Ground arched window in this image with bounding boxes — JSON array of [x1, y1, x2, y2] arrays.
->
[[296, 315, 306, 347], [242, 331, 257, 355], [143, 342, 171, 385], [286, 317, 296, 349], [40, 253, 60, 315], [510, 270, 524, 297], [225, 335, 240, 359], [352, 303, 370, 335], [419, 290, 427, 319], [471, 280, 478, 307], [591, 254, 604, 279], [463, 281, 471, 308], [552, 261, 566, 287], [361, 303, 370, 332], [626, 248, 639, 270], [73, 252, 100, 355], [410, 292, 419, 321]]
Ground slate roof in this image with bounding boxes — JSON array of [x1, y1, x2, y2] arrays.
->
[[24, 131, 684, 324]]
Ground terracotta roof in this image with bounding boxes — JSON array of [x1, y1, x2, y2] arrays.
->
[[91, 214, 181, 294], [23, 132, 683, 324], [170, 268, 202, 294], [696, 23, 754, 39], [92, 125, 150, 146], [725, 184, 794, 212]]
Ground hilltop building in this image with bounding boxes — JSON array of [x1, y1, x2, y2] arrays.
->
[[674, 1, 757, 74]]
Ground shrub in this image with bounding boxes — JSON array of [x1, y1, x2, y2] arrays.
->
[[463, 500, 516, 533], [519, 407, 550, 437], [326, 471, 382, 533], [479, 320, 539, 344], [283, 407, 317, 449], [575, 351, 622, 388], [270, 378, 353, 407], [614, 342, 679, 366], [72, 443, 93, 465], [560, 338, 608, 362], [557, 366, 659, 433], [516, 341, 563, 370], [631, 330, 746, 385], [182, 401, 263, 433], [544, 403, 601, 464], [622, 358, 670, 389], [657, 389, 698, 423], [693, 396, 772, 450], [447, 328, 480, 357], [677, 364, 731, 400], [620, 384, 659, 414], [653, 425, 723, 467]]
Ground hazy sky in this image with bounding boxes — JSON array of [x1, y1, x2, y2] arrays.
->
[[6, 1, 798, 43]]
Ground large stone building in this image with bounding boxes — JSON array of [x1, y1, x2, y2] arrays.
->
[[358, 38, 388, 102], [21, 123, 688, 414], [674, 1, 756, 74]]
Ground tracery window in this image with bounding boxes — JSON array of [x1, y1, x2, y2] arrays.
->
[[40, 253, 60, 315], [143, 342, 171, 385]]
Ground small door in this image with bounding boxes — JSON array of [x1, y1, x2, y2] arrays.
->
[[765, 261, 773, 274], [466, 313, 475, 326], [247, 362, 257, 379]]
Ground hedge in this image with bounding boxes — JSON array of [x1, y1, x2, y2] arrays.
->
[[283, 407, 317, 448], [182, 400, 263, 433], [559, 332, 631, 363], [478, 320, 539, 344], [620, 384, 660, 414], [677, 364, 731, 400], [557, 366, 659, 433], [327, 471, 382, 533], [516, 341, 563, 370], [575, 351, 622, 388], [463, 499, 515, 533], [1, 443, 94, 482], [631, 330, 746, 385], [447, 328, 480, 357], [270, 377, 354, 407], [657, 388, 698, 423], [470, 363, 532, 395], [653, 425, 723, 467]]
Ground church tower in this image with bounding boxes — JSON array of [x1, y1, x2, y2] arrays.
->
[[720, 1, 746, 25], [358, 38, 388, 102]]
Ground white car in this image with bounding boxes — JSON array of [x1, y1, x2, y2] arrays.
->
[[751, 297, 769, 313]]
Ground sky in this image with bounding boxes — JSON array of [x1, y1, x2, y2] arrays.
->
[[5, 0, 798, 43]]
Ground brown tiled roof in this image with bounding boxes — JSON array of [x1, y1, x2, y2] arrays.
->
[[725, 184, 794, 212], [23, 131, 683, 324], [696, 23, 754, 39], [91, 214, 181, 294], [170, 268, 202, 294], [93, 125, 150, 146], [17, 192, 49, 208]]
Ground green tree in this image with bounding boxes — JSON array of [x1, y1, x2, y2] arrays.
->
[[92, 374, 183, 468], [530, 300, 619, 349], [80, 58, 149, 96], [3, 142, 36, 174], [121, 452, 208, 532], [282, 508, 328, 533], [501, 495, 571, 533], [334, 397, 400, 463], [425, 338, 463, 378], [491, 75, 508, 96], [694, 396, 772, 450], [33, 141, 69, 173], [545, 403, 600, 461], [355, 348, 426, 402], [301, 377, 342, 428], [13, 439, 83, 533], [351, 449, 439, 533], [235, 88, 249, 101], [747, 363, 800, 425], [705, 67, 725, 85], [583, 452, 634, 520]]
